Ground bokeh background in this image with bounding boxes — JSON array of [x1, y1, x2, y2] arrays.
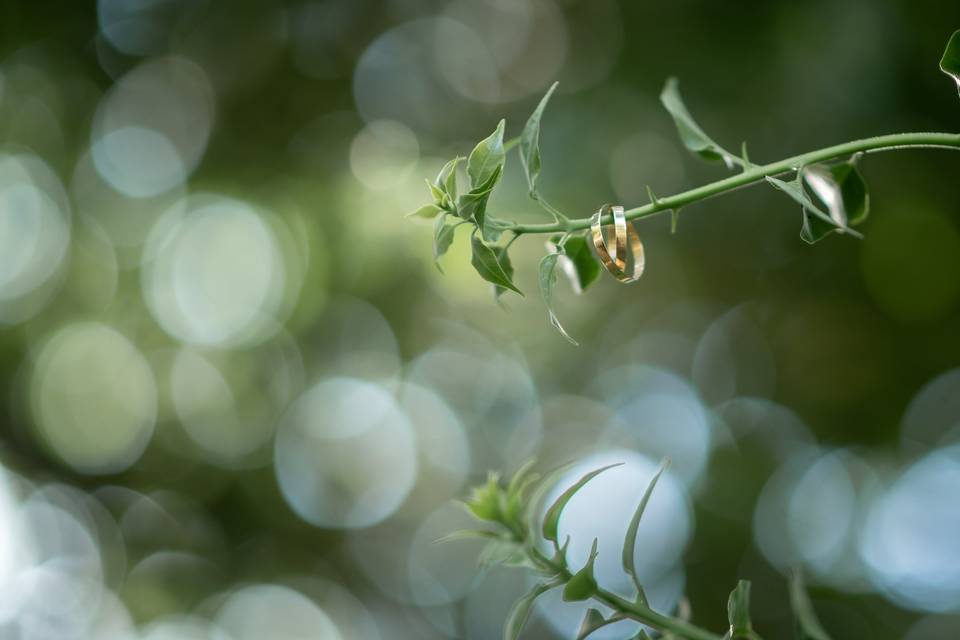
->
[[2, 1, 960, 638]]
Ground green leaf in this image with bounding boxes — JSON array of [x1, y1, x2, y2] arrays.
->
[[539, 253, 578, 345], [436, 157, 461, 193], [432, 214, 457, 272], [426, 178, 446, 205], [622, 458, 669, 604], [563, 236, 601, 292], [471, 235, 523, 296], [478, 539, 531, 569], [765, 175, 863, 244], [562, 538, 599, 602], [434, 529, 500, 544], [789, 570, 832, 640], [504, 459, 540, 532], [576, 608, 607, 640], [407, 203, 443, 219], [465, 471, 503, 522], [493, 244, 516, 301], [542, 463, 623, 543], [660, 77, 738, 168], [459, 164, 503, 235], [801, 162, 870, 228], [520, 81, 558, 196], [504, 581, 559, 640], [726, 580, 754, 639], [941, 29, 960, 96], [444, 157, 461, 201], [468, 119, 506, 189]]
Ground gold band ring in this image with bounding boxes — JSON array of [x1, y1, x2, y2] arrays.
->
[[590, 203, 645, 283]]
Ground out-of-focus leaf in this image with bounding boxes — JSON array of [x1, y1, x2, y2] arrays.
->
[[468, 119, 506, 189], [504, 459, 540, 532], [726, 580, 754, 639], [563, 236, 601, 292], [433, 214, 457, 271], [520, 81, 558, 195], [471, 235, 522, 296], [941, 29, 960, 95], [576, 608, 607, 640], [539, 253, 578, 345], [464, 472, 503, 522], [789, 570, 832, 640], [562, 538, 599, 601], [765, 175, 862, 244], [622, 459, 669, 603], [407, 203, 443, 219], [478, 539, 531, 569], [543, 464, 622, 543], [660, 77, 738, 168], [493, 244, 516, 301], [505, 581, 560, 640], [434, 529, 500, 544], [523, 461, 575, 545]]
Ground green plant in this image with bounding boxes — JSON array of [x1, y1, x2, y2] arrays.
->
[[448, 460, 831, 640], [409, 29, 960, 344]]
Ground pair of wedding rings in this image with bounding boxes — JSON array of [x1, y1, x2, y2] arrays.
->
[[590, 204, 645, 283]]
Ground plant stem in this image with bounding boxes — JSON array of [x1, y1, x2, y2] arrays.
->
[[527, 546, 725, 640], [504, 132, 960, 235]]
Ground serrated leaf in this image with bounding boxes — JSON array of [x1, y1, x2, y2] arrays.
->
[[407, 203, 443, 219], [539, 253, 578, 345], [504, 581, 559, 640], [468, 119, 506, 189], [542, 463, 622, 543], [660, 77, 738, 168], [563, 236, 601, 292], [765, 175, 862, 244], [789, 571, 832, 640], [576, 608, 607, 640], [520, 81, 558, 196], [471, 235, 523, 296], [433, 214, 457, 272], [562, 538, 599, 602], [727, 580, 753, 638], [941, 29, 960, 96], [622, 459, 669, 604]]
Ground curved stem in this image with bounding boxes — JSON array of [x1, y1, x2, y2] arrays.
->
[[505, 132, 960, 235], [527, 546, 724, 640]]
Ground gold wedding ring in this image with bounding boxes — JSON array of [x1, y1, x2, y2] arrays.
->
[[590, 204, 645, 283]]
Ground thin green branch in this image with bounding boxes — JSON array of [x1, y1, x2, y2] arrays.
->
[[503, 132, 960, 235], [526, 545, 725, 640]]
